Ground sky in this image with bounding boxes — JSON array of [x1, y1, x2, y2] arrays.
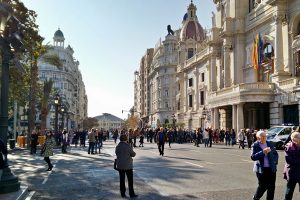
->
[[21, 0, 216, 119]]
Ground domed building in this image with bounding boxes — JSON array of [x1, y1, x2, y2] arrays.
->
[[37, 29, 88, 131]]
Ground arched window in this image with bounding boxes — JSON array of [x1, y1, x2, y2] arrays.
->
[[259, 43, 274, 82]]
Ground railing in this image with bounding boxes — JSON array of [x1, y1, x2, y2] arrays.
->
[[212, 82, 274, 96], [278, 78, 299, 87]]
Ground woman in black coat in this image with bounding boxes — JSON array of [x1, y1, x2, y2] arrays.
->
[[115, 134, 137, 198]]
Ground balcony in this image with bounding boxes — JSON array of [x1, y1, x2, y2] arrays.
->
[[208, 82, 275, 107], [278, 78, 299, 90]]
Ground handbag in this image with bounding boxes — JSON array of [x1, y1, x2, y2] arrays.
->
[[114, 159, 118, 171]]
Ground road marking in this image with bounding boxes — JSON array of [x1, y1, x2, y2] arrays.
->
[[185, 161, 204, 168], [25, 191, 35, 200], [205, 162, 215, 164], [148, 150, 157, 155], [42, 164, 55, 184], [241, 159, 253, 163], [223, 153, 249, 158]]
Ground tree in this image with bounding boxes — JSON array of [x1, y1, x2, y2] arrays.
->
[[39, 80, 53, 133], [127, 116, 139, 129], [82, 117, 99, 130]]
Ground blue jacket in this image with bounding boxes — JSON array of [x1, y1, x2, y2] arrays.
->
[[251, 141, 278, 173]]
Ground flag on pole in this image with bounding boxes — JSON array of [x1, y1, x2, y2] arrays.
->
[[252, 33, 263, 70]]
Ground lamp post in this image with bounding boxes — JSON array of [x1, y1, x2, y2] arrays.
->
[[171, 114, 176, 128], [0, 2, 23, 194], [60, 105, 65, 130], [54, 93, 60, 135]]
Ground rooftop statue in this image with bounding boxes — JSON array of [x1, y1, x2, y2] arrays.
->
[[167, 25, 174, 35]]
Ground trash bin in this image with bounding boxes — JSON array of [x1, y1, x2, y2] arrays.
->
[[9, 139, 15, 149]]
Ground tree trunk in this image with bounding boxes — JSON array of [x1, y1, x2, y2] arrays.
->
[[28, 58, 38, 147], [40, 108, 48, 134]]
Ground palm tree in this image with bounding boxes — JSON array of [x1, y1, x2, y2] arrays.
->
[[40, 79, 53, 133], [28, 43, 62, 141]]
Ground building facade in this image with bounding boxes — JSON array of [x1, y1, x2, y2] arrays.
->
[[134, 0, 300, 130], [38, 29, 88, 130], [95, 113, 124, 131]]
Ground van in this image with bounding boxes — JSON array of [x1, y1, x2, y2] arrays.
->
[[266, 125, 294, 150]]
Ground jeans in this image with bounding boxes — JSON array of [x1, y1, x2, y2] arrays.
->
[[284, 180, 299, 200], [253, 168, 276, 200], [158, 142, 165, 155], [88, 142, 95, 154], [119, 169, 135, 196]]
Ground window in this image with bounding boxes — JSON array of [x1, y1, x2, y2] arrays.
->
[[41, 72, 45, 78], [165, 90, 169, 97], [164, 68, 167, 73], [201, 73, 205, 82], [177, 101, 180, 110], [165, 102, 169, 108], [258, 43, 274, 82], [188, 78, 193, 87], [200, 91, 205, 105], [178, 83, 180, 91], [188, 48, 194, 59], [296, 51, 300, 76], [189, 95, 193, 108]]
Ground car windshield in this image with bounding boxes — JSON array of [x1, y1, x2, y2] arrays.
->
[[267, 127, 284, 136]]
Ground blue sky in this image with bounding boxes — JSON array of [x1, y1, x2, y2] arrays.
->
[[21, 0, 215, 119]]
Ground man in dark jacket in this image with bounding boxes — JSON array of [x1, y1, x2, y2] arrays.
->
[[156, 127, 167, 156], [30, 130, 38, 154], [0, 138, 8, 181], [115, 134, 137, 198]]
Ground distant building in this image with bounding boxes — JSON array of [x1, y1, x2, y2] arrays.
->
[[37, 29, 88, 130], [95, 113, 124, 130]]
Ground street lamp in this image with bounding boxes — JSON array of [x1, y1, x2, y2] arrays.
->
[[60, 105, 65, 130], [171, 114, 176, 128], [0, 2, 23, 194], [54, 93, 60, 135]]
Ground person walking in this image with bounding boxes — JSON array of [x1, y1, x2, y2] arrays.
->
[[88, 129, 96, 154], [42, 131, 55, 171], [157, 127, 167, 156], [115, 134, 138, 198], [30, 130, 38, 155], [61, 130, 68, 153], [251, 130, 278, 200], [238, 129, 245, 149], [283, 131, 300, 200], [246, 129, 254, 149], [203, 128, 209, 147]]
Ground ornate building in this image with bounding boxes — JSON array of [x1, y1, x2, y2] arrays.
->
[[134, 0, 300, 130], [38, 29, 88, 130]]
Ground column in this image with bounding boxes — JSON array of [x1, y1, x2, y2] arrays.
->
[[214, 107, 220, 129], [237, 103, 244, 132], [252, 110, 257, 129], [232, 105, 237, 133], [183, 74, 187, 112], [210, 54, 217, 91], [194, 70, 199, 110], [274, 13, 284, 74], [223, 39, 231, 87]]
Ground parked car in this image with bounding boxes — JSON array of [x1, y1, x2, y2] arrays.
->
[[266, 125, 294, 150]]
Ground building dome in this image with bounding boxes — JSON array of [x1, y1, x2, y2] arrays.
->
[[180, 2, 205, 42], [180, 20, 205, 41], [54, 29, 64, 38]]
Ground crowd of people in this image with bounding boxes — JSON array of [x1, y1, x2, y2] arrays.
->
[[7, 124, 297, 199]]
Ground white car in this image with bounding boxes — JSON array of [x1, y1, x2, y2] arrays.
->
[[266, 125, 294, 150]]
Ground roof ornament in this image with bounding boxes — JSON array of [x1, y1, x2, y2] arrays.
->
[[167, 25, 174, 35]]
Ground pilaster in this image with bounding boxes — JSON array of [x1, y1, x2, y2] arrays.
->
[[237, 103, 244, 132]]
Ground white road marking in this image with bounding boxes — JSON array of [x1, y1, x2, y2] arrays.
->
[[42, 164, 55, 184], [25, 191, 36, 200], [241, 159, 253, 163], [185, 161, 204, 168]]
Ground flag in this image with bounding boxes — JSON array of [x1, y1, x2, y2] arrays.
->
[[252, 33, 263, 70]]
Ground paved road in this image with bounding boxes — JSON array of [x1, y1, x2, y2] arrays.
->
[[4, 140, 300, 199]]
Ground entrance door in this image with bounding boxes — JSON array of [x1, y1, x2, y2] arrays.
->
[[283, 104, 299, 125]]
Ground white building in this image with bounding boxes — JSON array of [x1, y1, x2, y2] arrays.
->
[[95, 113, 124, 131], [134, 0, 300, 130], [38, 29, 88, 130]]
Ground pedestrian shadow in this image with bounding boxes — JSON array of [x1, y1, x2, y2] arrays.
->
[[163, 155, 202, 162]]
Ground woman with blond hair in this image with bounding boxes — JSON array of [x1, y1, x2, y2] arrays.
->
[[283, 131, 300, 200]]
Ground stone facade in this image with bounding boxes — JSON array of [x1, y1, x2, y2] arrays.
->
[[134, 0, 300, 130], [38, 29, 88, 130]]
